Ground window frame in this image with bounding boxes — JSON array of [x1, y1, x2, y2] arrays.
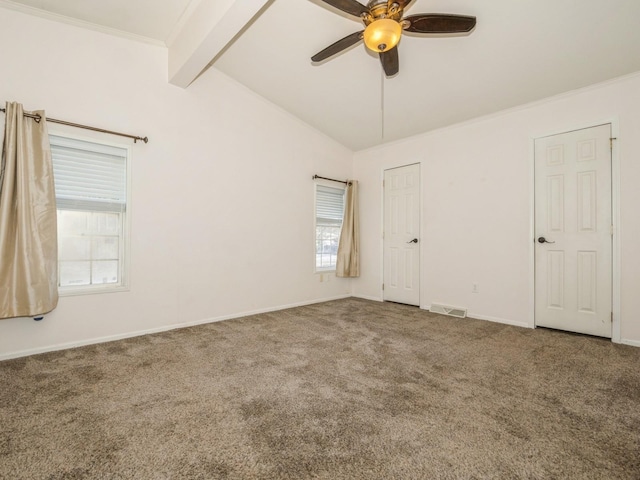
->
[[49, 129, 132, 297], [314, 181, 345, 273]]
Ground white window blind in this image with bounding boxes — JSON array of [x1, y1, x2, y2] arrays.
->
[[50, 134, 127, 212], [315, 184, 344, 270], [316, 185, 344, 225]]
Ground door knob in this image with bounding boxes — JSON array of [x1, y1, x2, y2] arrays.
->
[[537, 236, 555, 244], [407, 238, 419, 244]]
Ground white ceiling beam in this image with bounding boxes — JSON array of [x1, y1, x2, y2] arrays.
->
[[168, 0, 270, 88]]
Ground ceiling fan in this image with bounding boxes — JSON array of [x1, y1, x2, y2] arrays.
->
[[311, 0, 476, 76]]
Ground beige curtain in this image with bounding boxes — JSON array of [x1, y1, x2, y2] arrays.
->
[[0, 102, 58, 319], [336, 180, 359, 278]]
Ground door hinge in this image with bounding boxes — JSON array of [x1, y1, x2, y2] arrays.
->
[[611, 312, 613, 323], [382, 180, 385, 188], [610, 137, 617, 151], [382, 283, 385, 291], [611, 224, 614, 236]]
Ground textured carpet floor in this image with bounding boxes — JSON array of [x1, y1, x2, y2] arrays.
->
[[1, 298, 639, 479]]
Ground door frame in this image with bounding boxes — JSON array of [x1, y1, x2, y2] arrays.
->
[[528, 119, 621, 342], [381, 162, 422, 307]]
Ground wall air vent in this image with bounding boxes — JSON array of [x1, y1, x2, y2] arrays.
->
[[430, 304, 467, 318]]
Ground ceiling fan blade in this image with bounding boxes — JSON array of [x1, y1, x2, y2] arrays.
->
[[403, 14, 476, 34], [319, 0, 369, 18], [311, 31, 364, 62], [379, 47, 399, 76]]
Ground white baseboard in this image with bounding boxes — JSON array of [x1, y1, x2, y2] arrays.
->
[[0, 324, 182, 362], [468, 312, 532, 329], [0, 294, 352, 361], [4, 295, 634, 362], [183, 294, 351, 328], [351, 294, 383, 302], [422, 305, 531, 329]]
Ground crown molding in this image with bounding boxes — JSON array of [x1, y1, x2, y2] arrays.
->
[[0, 0, 167, 47]]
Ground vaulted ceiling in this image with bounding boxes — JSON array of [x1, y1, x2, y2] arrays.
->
[[3, 0, 640, 151]]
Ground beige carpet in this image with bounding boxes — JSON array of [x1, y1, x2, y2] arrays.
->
[[1, 298, 639, 479]]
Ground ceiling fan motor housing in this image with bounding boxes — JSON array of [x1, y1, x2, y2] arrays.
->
[[364, 0, 404, 24]]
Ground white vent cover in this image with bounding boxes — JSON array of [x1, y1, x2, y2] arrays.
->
[[430, 304, 467, 318]]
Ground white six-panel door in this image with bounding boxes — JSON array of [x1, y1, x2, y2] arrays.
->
[[534, 124, 612, 337], [383, 164, 420, 306]]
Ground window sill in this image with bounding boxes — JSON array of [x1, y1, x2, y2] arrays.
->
[[59, 285, 129, 297]]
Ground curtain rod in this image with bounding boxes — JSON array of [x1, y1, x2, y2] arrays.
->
[[0, 107, 148, 144], [313, 174, 352, 186]]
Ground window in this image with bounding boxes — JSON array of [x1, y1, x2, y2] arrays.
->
[[315, 184, 344, 270], [50, 134, 129, 294]]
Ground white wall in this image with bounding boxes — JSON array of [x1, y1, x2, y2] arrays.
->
[[352, 72, 640, 346], [0, 8, 353, 359]]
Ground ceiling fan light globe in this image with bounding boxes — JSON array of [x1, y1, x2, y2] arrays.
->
[[363, 19, 402, 52]]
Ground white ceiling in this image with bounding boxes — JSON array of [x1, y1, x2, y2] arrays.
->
[[3, 0, 640, 151]]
